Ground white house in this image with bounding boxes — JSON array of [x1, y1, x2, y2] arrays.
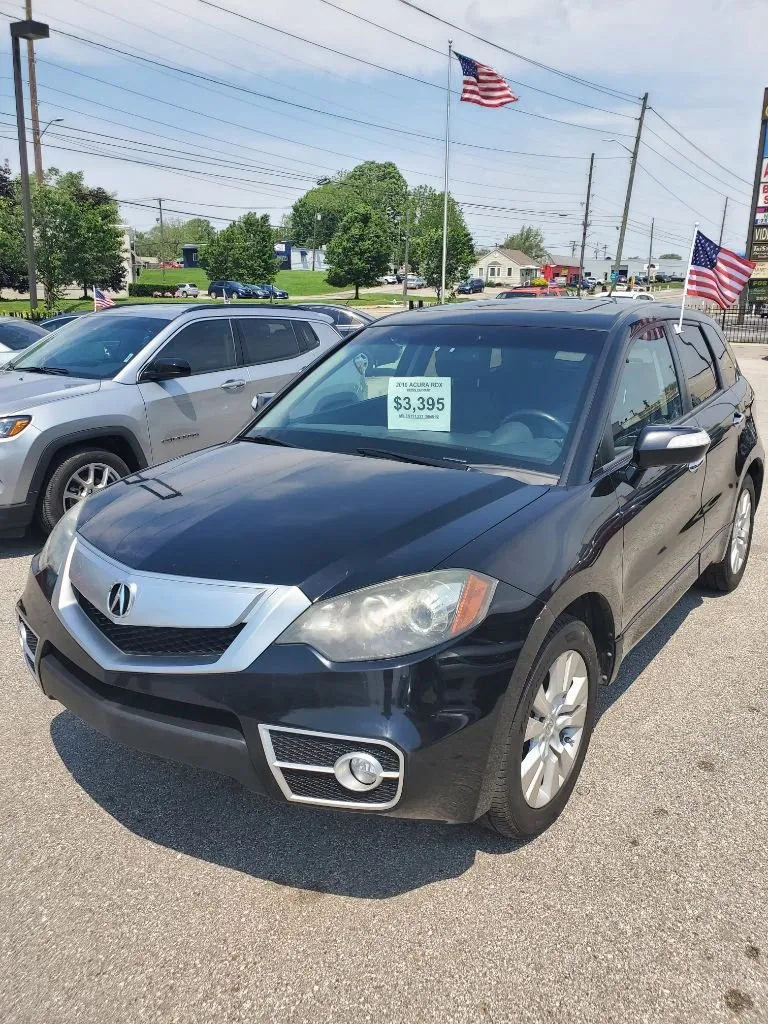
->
[[470, 248, 540, 286]]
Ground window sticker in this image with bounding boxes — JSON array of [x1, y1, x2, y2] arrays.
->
[[387, 377, 452, 431]]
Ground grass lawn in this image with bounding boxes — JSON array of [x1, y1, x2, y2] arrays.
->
[[137, 268, 345, 296]]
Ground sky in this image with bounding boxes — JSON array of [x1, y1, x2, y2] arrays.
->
[[0, 0, 764, 263]]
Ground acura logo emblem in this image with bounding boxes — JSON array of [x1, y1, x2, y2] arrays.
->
[[107, 582, 133, 617]]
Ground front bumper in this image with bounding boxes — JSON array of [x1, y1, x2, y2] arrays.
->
[[0, 497, 35, 538], [18, 566, 541, 823]]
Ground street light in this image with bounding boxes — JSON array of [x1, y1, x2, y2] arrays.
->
[[10, 18, 49, 311], [39, 116, 63, 140]]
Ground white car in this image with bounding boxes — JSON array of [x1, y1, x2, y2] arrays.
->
[[175, 283, 200, 298], [609, 290, 655, 301], [378, 274, 398, 285], [406, 274, 427, 289]]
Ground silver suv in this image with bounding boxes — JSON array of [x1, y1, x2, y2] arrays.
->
[[0, 304, 340, 536]]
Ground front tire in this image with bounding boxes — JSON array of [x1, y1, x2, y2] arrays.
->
[[485, 615, 599, 838], [38, 448, 130, 533], [702, 475, 755, 593]]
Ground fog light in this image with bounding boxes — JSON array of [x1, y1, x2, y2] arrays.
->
[[333, 751, 385, 792]]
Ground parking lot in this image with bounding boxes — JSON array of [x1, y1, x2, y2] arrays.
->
[[1, 345, 766, 1024]]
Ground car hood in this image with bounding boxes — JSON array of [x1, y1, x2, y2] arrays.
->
[[0, 372, 101, 411], [78, 441, 550, 600]]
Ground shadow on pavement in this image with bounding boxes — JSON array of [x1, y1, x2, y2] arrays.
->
[[50, 712, 529, 899], [49, 585, 719, 898], [0, 529, 43, 561]]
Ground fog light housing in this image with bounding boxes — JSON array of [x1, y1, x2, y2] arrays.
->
[[333, 751, 384, 792]]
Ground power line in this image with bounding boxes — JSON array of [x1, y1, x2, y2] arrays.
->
[[636, 161, 718, 226], [312, 0, 635, 120], [642, 127, 751, 200], [648, 107, 752, 187], [387, 0, 641, 102]]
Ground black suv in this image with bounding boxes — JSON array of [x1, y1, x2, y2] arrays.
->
[[457, 278, 484, 294], [18, 300, 762, 838]]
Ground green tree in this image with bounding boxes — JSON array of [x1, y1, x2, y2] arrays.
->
[[411, 198, 474, 297], [135, 216, 216, 259], [326, 206, 390, 299], [501, 226, 550, 262], [0, 162, 27, 291], [659, 253, 681, 260], [199, 212, 280, 283], [56, 172, 124, 296]]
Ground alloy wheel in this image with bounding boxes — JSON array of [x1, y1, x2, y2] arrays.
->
[[521, 650, 589, 809], [729, 489, 752, 575], [62, 463, 121, 511]]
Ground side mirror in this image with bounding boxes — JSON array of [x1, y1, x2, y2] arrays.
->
[[632, 425, 710, 471], [251, 392, 275, 412], [141, 358, 191, 382]]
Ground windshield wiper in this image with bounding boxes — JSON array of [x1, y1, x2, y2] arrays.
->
[[244, 433, 297, 447], [357, 447, 470, 470], [13, 365, 70, 376]]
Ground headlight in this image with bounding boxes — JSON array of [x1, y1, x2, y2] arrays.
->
[[277, 569, 497, 662], [0, 415, 31, 439], [38, 501, 86, 575]]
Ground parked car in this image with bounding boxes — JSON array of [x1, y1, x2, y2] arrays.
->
[[0, 318, 47, 366], [16, 301, 762, 838], [290, 304, 375, 337], [406, 274, 427, 289], [0, 304, 340, 538], [175, 283, 199, 298], [609, 291, 655, 302], [256, 283, 289, 300], [457, 278, 484, 295], [497, 287, 569, 299], [208, 281, 251, 299], [377, 274, 398, 285], [39, 313, 87, 332]]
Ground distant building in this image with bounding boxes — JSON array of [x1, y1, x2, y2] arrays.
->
[[469, 248, 540, 286], [274, 241, 327, 272]]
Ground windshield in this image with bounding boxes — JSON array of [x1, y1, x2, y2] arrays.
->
[[250, 323, 606, 476], [8, 315, 172, 379]]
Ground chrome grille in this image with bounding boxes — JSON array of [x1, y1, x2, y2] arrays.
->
[[269, 730, 401, 773], [74, 588, 243, 658], [281, 769, 400, 805]]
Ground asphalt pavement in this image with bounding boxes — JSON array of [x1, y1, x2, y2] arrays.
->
[[1, 347, 766, 1024]]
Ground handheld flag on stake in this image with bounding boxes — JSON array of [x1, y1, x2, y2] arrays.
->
[[93, 287, 115, 311], [677, 226, 755, 332]]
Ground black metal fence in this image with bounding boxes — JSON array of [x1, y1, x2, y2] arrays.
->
[[692, 301, 768, 345]]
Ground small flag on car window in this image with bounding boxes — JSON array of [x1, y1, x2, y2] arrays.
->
[[93, 287, 115, 310]]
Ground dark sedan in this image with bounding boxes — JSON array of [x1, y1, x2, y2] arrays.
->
[[256, 283, 289, 300], [17, 300, 762, 838], [0, 317, 47, 364], [290, 303, 375, 336], [39, 313, 86, 332]]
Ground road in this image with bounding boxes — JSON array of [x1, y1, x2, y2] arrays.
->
[[1, 347, 767, 1024]]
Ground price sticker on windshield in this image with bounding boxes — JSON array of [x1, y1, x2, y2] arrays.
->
[[387, 377, 451, 431]]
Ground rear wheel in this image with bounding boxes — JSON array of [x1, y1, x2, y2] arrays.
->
[[38, 447, 130, 533], [485, 615, 599, 838], [702, 476, 755, 592]]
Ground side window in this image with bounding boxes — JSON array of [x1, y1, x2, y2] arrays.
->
[[293, 320, 320, 353], [158, 320, 236, 375], [676, 324, 718, 405], [701, 323, 738, 388], [611, 333, 683, 453], [238, 317, 301, 365]]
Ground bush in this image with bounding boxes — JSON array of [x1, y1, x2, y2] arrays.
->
[[531, 278, 548, 287], [128, 283, 180, 297]]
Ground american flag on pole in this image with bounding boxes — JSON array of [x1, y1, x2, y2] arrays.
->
[[687, 231, 755, 309], [454, 52, 518, 108], [93, 287, 115, 310]]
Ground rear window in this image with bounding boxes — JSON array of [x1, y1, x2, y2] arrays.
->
[[677, 324, 719, 406], [238, 317, 301, 364], [0, 319, 44, 349], [701, 323, 738, 388], [294, 320, 321, 353]]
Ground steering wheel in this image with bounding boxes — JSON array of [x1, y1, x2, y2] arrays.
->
[[499, 408, 569, 436]]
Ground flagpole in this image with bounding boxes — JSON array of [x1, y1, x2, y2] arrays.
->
[[676, 222, 698, 334], [440, 40, 452, 305]]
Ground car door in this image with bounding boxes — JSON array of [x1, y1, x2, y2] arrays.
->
[[608, 324, 707, 647], [234, 316, 317, 401], [138, 317, 253, 460], [677, 320, 745, 557]]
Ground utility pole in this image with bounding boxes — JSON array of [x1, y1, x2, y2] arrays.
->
[[646, 217, 654, 291], [718, 196, 729, 246], [569, 240, 578, 257], [577, 154, 594, 298], [593, 244, 600, 259], [402, 203, 411, 307], [602, 245, 608, 259], [610, 92, 648, 295], [11, 18, 48, 311], [25, 0, 43, 184], [157, 198, 166, 286]]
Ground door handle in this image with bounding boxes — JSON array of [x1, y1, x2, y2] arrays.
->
[[220, 379, 246, 392], [732, 411, 745, 426]]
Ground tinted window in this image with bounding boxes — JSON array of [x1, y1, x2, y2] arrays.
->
[[159, 319, 236, 375], [11, 315, 171, 379], [253, 324, 606, 477], [294, 320, 320, 353], [238, 318, 300, 364], [701, 323, 738, 387], [677, 324, 718, 406], [611, 332, 683, 452], [0, 319, 45, 349]]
